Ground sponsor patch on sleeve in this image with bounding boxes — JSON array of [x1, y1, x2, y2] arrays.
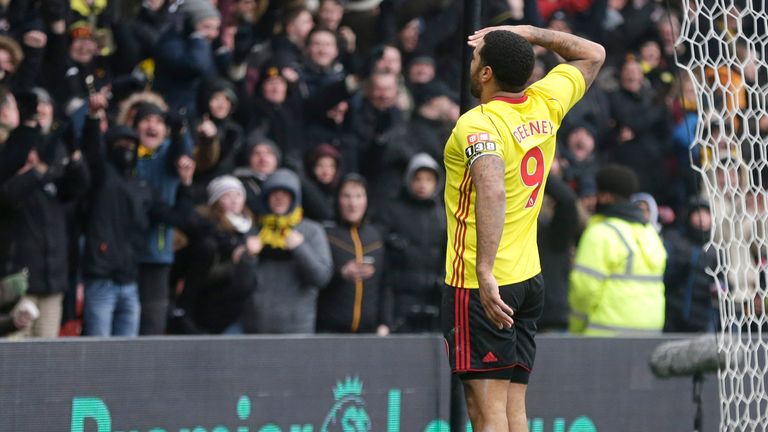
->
[[464, 140, 497, 166]]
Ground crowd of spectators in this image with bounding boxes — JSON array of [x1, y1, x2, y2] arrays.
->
[[0, 0, 763, 338]]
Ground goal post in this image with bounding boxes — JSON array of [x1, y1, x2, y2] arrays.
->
[[676, 0, 768, 429]]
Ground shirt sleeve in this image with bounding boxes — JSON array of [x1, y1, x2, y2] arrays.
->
[[454, 110, 505, 169], [527, 64, 587, 123]]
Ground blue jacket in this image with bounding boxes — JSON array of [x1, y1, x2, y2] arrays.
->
[[153, 30, 216, 115], [673, 112, 699, 164], [136, 137, 190, 264]]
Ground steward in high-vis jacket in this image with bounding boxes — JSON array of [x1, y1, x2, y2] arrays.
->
[[569, 165, 667, 336]]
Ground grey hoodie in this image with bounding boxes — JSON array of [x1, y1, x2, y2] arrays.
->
[[242, 169, 333, 334], [630, 192, 660, 232], [402, 152, 443, 199]]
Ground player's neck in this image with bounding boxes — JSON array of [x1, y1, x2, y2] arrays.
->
[[481, 89, 526, 104]]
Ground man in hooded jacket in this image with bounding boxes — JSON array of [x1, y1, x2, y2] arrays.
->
[[241, 168, 333, 334], [377, 153, 446, 332], [569, 164, 667, 336]]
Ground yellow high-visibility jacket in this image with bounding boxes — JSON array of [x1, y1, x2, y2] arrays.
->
[[569, 213, 667, 336]]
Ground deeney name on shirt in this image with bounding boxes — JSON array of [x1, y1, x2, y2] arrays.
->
[[512, 120, 555, 143]]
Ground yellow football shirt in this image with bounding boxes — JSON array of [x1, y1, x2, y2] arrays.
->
[[444, 64, 586, 288]]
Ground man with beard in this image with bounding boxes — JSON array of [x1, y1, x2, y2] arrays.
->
[[442, 26, 603, 431]]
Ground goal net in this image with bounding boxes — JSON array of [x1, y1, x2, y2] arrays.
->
[[676, 0, 768, 429]]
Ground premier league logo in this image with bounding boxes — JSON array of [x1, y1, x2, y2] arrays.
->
[[321, 377, 371, 432]]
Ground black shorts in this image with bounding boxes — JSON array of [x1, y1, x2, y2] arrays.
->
[[442, 274, 544, 384]]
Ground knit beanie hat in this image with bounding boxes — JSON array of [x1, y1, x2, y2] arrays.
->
[[180, 0, 221, 26], [246, 132, 282, 164], [207, 175, 246, 205], [305, 143, 342, 181]]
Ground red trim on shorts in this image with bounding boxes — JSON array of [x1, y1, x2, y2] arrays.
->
[[462, 288, 471, 369], [493, 95, 529, 104], [453, 288, 472, 371], [454, 288, 460, 368]]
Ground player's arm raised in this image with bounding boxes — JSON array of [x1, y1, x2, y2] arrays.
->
[[470, 25, 605, 89], [471, 154, 515, 329]]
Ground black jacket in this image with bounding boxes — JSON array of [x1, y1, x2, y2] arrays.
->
[[377, 190, 446, 332], [153, 27, 217, 115], [303, 79, 362, 173], [301, 176, 336, 224], [347, 99, 408, 213], [270, 35, 303, 73], [663, 228, 718, 332], [80, 118, 192, 284], [0, 125, 90, 294], [317, 222, 387, 333], [175, 207, 258, 334], [111, 4, 174, 75], [608, 87, 671, 197], [537, 176, 580, 331], [405, 114, 453, 165], [246, 94, 306, 170], [232, 166, 269, 217], [41, 31, 111, 108]]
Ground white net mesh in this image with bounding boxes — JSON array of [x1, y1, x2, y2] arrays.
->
[[676, 0, 768, 430]]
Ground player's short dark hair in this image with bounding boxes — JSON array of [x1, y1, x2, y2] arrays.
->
[[596, 164, 640, 200], [479, 30, 535, 92], [596, 164, 639, 200]]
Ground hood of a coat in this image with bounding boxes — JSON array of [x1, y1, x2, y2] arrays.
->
[[403, 152, 443, 200], [262, 168, 302, 212], [630, 192, 660, 231]]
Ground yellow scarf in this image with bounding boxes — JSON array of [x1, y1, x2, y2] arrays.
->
[[259, 207, 304, 249], [138, 145, 156, 159], [71, 0, 108, 17]]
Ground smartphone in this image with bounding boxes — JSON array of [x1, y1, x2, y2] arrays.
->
[[361, 256, 376, 265]]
